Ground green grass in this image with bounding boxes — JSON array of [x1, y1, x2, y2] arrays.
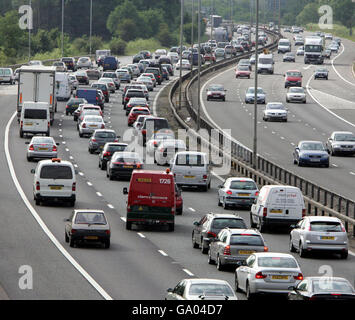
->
[[125, 38, 166, 56], [304, 23, 355, 42]]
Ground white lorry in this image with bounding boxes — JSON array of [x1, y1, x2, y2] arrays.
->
[[17, 66, 57, 125], [304, 36, 324, 64], [55, 72, 71, 101]]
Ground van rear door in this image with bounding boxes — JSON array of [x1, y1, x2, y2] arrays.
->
[[285, 188, 304, 220], [23, 107, 49, 133]]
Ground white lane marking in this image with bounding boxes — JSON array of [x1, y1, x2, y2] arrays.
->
[[107, 204, 114, 209], [280, 136, 285, 140], [87, 182, 93, 186], [183, 269, 195, 277], [158, 250, 168, 256], [79, 172, 84, 176], [96, 192, 102, 197], [62, 141, 66, 144], [74, 164, 78, 168], [350, 172, 355, 176], [137, 233, 146, 239], [331, 44, 355, 87], [65, 148, 69, 152], [189, 207, 196, 212], [291, 142, 295, 146], [120, 217, 127, 222], [59, 135, 63, 138], [303, 65, 314, 70], [4, 112, 112, 300], [332, 164, 338, 168], [69, 156, 73, 160]]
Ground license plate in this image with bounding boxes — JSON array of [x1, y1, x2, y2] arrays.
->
[[25, 123, 33, 126], [270, 209, 283, 213], [321, 236, 335, 240], [238, 193, 250, 196], [238, 250, 255, 255], [123, 165, 133, 168], [50, 186, 62, 190], [310, 158, 320, 162], [89, 125, 97, 127], [100, 146, 104, 149], [184, 175, 195, 179], [272, 275, 289, 280], [84, 236, 98, 240], [38, 148, 48, 151]]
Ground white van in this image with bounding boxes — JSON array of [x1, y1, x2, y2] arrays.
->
[[257, 53, 274, 74], [250, 185, 305, 232], [55, 72, 71, 100], [170, 151, 211, 191], [20, 102, 50, 138], [278, 38, 291, 53], [0, 68, 14, 84], [31, 158, 76, 206]]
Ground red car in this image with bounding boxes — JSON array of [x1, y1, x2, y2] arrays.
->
[[204, 52, 216, 62], [234, 45, 244, 54], [235, 65, 251, 78], [284, 70, 303, 88], [127, 107, 151, 126]]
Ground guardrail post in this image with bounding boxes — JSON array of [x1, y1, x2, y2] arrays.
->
[[353, 205, 355, 237], [345, 200, 349, 232]]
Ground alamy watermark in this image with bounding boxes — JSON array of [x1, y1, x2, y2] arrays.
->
[[18, 5, 33, 30], [318, 5, 333, 30], [18, 265, 33, 290]]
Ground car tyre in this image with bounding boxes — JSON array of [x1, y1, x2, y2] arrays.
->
[[216, 255, 225, 271], [208, 249, 215, 265], [65, 231, 69, 243], [201, 239, 208, 254], [168, 223, 174, 232], [104, 239, 110, 249], [35, 198, 40, 206], [246, 282, 255, 300], [69, 237, 75, 248], [250, 212, 257, 228], [299, 242, 308, 258], [289, 237, 296, 252], [340, 251, 348, 259], [258, 218, 266, 233], [234, 275, 242, 292], [192, 232, 199, 248]]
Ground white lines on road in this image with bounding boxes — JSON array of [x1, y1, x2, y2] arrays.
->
[[291, 142, 295, 146], [79, 172, 84, 176], [74, 164, 78, 168], [332, 164, 338, 168], [120, 217, 127, 222], [331, 43, 355, 87], [96, 192, 102, 197], [62, 141, 66, 144], [65, 148, 69, 152], [350, 172, 355, 176], [69, 156, 73, 160], [107, 204, 114, 209], [59, 135, 63, 138], [189, 207, 196, 212], [158, 250, 168, 256], [183, 269, 195, 277], [137, 233, 146, 239], [87, 182, 93, 186]]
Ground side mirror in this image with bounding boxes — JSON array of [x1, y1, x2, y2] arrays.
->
[[167, 288, 173, 293], [25, 142, 30, 145], [193, 221, 200, 226], [327, 149, 330, 154], [218, 184, 223, 188], [30, 169, 35, 174], [75, 170, 79, 175], [123, 187, 128, 195], [63, 218, 70, 222]]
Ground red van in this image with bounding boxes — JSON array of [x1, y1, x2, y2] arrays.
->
[[123, 170, 176, 231]]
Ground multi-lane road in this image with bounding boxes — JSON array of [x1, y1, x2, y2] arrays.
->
[[0, 33, 354, 300]]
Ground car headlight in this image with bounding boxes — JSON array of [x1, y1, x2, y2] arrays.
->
[[322, 154, 329, 158]]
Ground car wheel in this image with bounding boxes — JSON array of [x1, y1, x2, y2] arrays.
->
[[89, 148, 94, 154], [126, 221, 132, 230], [217, 195, 222, 206], [216, 255, 225, 271], [299, 242, 308, 258], [35, 198, 41, 206], [168, 223, 174, 231], [246, 282, 255, 300], [289, 237, 296, 252], [109, 173, 114, 181], [222, 198, 229, 210], [258, 218, 266, 233], [208, 248, 215, 264], [201, 239, 208, 254], [250, 212, 257, 228], [65, 231, 69, 243], [192, 232, 199, 248], [303, 100, 306, 104], [340, 251, 348, 259], [234, 275, 242, 292], [27, 156, 32, 162], [104, 239, 110, 249], [79, 132, 83, 138], [69, 237, 75, 248], [324, 162, 329, 168]]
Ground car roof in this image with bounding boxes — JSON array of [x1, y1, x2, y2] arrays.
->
[[253, 252, 295, 258], [299, 140, 323, 144], [93, 129, 115, 133], [226, 177, 256, 183], [306, 216, 342, 222], [208, 212, 244, 219], [332, 131, 353, 135], [74, 209, 105, 214], [39, 159, 73, 166], [185, 278, 231, 285]]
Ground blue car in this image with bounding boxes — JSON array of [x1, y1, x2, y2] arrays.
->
[[116, 69, 131, 83], [293, 141, 330, 167], [103, 56, 118, 71], [76, 89, 104, 110]]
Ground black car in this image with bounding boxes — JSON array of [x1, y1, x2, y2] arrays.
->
[[133, 54, 144, 64], [161, 64, 174, 76], [88, 129, 120, 154], [314, 68, 329, 80], [139, 50, 151, 59], [106, 152, 143, 180], [99, 143, 128, 170], [65, 98, 87, 115], [61, 57, 76, 71], [144, 67, 162, 85], [122, 89, 146, 109]]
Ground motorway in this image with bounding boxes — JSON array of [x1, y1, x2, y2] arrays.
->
[[0, 37, 354, 300]]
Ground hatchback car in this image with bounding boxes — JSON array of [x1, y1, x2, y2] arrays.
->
[[88, 129, 119, 154], [323, 49, 332, 59], [166, 279, 237, 300], [115, 69, 131, 83], [65, 98, 87, 115], [217, 177, 259, 209], [155, 139, 187, 166], [284, 70, 302, 88], [262, 102, 288, 122], [235, 252, 303, 299], [286, 87, 306, 103], [52, 61, 67, 72], [314, 68, 329, 80], [326, 131, 355, 156], [283, 52, 295, 62], [293, 141, 330, 167], [64, 209, 110, 248], [101, 71, 120, 89], [77, 57, 92, 69], [214, 48, 226, 59], [206, 84, 227, 101], [98, 143, 128, 170], [245, 87, 266, 104], [91, 82, 110, 102], [98, 77, 115, 93], [123, 90, 146, 109], [290, 216, 348, 259], [126, 97, 149, 116], [288, 277, 355, 300], [146, 130, 176, 155], [176, 59, 191, 70], [235, 65, 251, 78], [238, 59, 252, 71], [75, 70, 89, 85], [106, 151, 143, 180], [79, 115, 105, 137], [127, 107, 150, 126], [137, 76, 154, 91], [141, 73, 157, 87], [26, 136, 59, 161], [192, 212, 247, 254], [208, 228, 268, 270]]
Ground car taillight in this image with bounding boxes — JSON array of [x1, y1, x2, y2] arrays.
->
[[92, 138, 97, 142], [341, 224, 346, 232], [82, 123, 86, 128], [203, 175, 208, 180], [142, 129, 146, 135], [103, 151, 111, 157], [66, 105, 69, 109], [96, 97, 98, 101], [223, 245, 231, 255], [127, 104, 131, 109], [20, 121, 23, 128], [52, 145, 57, 152], [29, 144, 34, 151], [302, 208, 306, 217], [207, 231, 216, 238], [71, 229, 77, 234], [255, 191, 259, 196], [72, 182, 76, 191], [264, 246, 268, 252], [36, 181, 40, 191], [293, 273, 303, 281], [226, 190, 232, 195], [48, 122, 50, 128], [255, 272, 267, 279], [114, 139, 119, 142], [125, 97, 130, 101], [263, 207, 267, 217], [101, 124, 105, 129]]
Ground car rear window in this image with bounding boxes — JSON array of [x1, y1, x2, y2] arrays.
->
[[75, 212, 107, 225], [258, 257, 298, 268], [189, 283, 233, 296], [230, 235, 264, 246], [230, 181, 257, 190], [310, 221, 343, 232], [211, 218, 246, 229], [311, 279, 355, 294], [24, 109, 47, 119], [144, 119, 169, 130], [175, 154, 205, 167], [95, 132, 116, 139], [40, 165, 73, 179], [107, 145, 127, 152]]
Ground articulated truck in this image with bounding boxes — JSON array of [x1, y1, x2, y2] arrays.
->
[[304, 36, 324, 64], [17, 66, 57, 125]]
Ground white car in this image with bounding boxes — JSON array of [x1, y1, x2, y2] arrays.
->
[[98, 77, 116, 93], [166, 278, 237, 300], [126, 64, 140, 77], [68, 74, 79, 90], [235, 252, 303, 299], [146, 130, 175, 155], [77, 56, 93, 69], [262, 102, 288, 122], [167, 52, 179, 64], [176, 59, 191, 70], [289, 216, 348, 259], [296, 46, 304, 56], [155, 139, 186, 165], [137, 76, 154, 91], [79, 115, 105, 137], [286, 87, 306, 103]]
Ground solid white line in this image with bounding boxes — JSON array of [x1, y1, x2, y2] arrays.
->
[[87, 182, 92, 186], [120, 217, 127, 222], [107, 204, 114, 209], [158, 250, 168, 256], [182, 269, 195, 277], [332, 164, 338, 168], [96, 192, 102, 197], [331, 44, 355, 87], [350, 172, 355, 176], [79, 172, 84, 176], [4, 112, 112, 300], [137, 233, 146, 239], [189, 207, 196, 212]]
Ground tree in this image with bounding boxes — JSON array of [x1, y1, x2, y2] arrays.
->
[[330, 0, 355, 35], [117, 19, 138, 42], [107, 0, 139, 36], [110, 37, 127, 55], [157, 23, 174, 47], [296, 2, 320, 26]]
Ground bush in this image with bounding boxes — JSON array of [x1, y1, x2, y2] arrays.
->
[[110, 38, 127, 55], [125, 38, 162, 56]]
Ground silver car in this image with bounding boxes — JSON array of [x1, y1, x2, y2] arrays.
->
[[155, 139, 187, 165], [289, 216, 348, 259], [235, 252, 304, 299], [245, 87, 266, 104], [101, 71, 120, 89], [326, 131, 355, 156], [52, 61, 67, 72], [137, 76, 154, 91], [166, 278, 237, 300], [286, 86, 306, 103], [79, 115, 105, 137], [77, 56, 93, 69], [208, 228, 268, 271], [98, 77, 116, 93], [262, 102, 288, 122], [217, 177, 259, 209], [68, 74, 79, 90], [26, 136, 59, 161], [146, 130, 175, 156]]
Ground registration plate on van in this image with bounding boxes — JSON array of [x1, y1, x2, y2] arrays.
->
[[50, 186, 62, 190], [270, 209, 283, 213], [184, 175, 195, 179]]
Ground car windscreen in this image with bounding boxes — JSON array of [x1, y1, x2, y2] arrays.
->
[[287, 72, 301, 77], [300, 143, 324, 150], [175, 154, 204, 166], [259, 58, 272, 64], [208, 85, 224, 91], [0, 69, 12, 76], [40, 165, 73, 179], [258, 257, 298, 268], [107, 145, 127, 152], [24, 109, 47, 119], [289, 88, 304, 93], [267, 104, 285, 110], [75, 212, 107, 225], [230, 235, 264, 246], [305, 45, 322, 52], [238, 66, 249, 71], [334, 134, 355, 141], [112, 155, 140, 163], [230, 181, 257, 190], [95, 132, 116, 139], [311, 280, 355, 294], [189, 283, 233, 296], [211, 218, 246, 229], [310, 221, 343, 232]]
